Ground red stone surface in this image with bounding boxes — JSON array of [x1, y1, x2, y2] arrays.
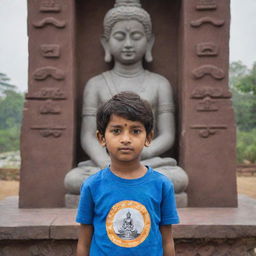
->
[[178, 0, 237, 207], [19, 0, 77, 208]]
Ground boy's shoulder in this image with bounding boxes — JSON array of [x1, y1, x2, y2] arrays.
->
[[150, 168, 175, 188], [81, 168, 107, 187]]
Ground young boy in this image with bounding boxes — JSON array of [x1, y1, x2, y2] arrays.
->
[[76, 92, 179, 256]]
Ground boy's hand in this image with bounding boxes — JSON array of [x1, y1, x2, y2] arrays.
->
[[77, 224, 93, 256], [160, 225, 176, 256]]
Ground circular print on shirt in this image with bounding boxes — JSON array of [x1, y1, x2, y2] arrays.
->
[[106, 200, 151, 248]]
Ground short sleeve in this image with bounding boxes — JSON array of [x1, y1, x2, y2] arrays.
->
[[160, 180, 180, 225], [76, 182, 94, 224]]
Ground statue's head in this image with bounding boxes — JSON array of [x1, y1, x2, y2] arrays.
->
[[101, 0, 154, 63]]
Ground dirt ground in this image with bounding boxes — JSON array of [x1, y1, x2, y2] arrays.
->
[[0, 177, 256, 201]]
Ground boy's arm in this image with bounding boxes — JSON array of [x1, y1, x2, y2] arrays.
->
[[77, 224, 93, 256], [160, 225, 175, 256]]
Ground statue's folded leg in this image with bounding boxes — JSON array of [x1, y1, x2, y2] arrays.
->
[[154, 165, 189, 193], [64, 160, 100, 195], [154, 165, 189, 207]]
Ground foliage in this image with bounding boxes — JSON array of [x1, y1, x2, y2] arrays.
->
[[0, 83, 24, 153], [229, 61, 249, 87], [230, 61, 256, 163], [0, 127, 21, 153], [231, 88, 256, 131], [234, 63, 256, 95], [0, 73, 16, 92], [230, 61, 256, 131], [237, 129, 256, 163]]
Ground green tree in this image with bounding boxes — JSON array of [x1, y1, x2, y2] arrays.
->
[[234, 62, 256, 95], [0, 73, 16, 92], [229, 61, 256, 163], [229, 61, 249, 87], [0, 78, 24, 153], [230, 61, 256, 131]]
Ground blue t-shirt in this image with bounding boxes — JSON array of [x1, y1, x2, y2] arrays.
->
[[76, 166, 179, 256]]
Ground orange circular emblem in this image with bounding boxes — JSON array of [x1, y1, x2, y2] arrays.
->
[[106, 200, 151, 248]]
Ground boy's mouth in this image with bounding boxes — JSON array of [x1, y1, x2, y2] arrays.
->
[[118, 147, 133, 152]]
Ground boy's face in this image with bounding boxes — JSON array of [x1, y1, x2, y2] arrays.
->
[[97, 114, 152, 165]]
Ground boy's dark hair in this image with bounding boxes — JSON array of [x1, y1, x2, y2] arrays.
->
[[97, 91, 154, 136]]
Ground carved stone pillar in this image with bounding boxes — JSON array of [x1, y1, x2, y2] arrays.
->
[[179, 0, 237, 206], [19, 0, 76, 207]]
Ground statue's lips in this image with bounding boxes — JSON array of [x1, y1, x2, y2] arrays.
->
[[121, 51, 135, 55]]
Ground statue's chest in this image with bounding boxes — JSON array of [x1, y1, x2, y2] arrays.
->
[[98, 72, 158, 108]]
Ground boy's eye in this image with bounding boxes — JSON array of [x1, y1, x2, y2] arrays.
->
[[132, 129, 142, 135], [111, 129, 121, 135]]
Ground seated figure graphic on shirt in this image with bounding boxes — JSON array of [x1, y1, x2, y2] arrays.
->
[[117, 211, 139, 240]]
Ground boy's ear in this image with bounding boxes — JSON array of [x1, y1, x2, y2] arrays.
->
[[145, 130, 154, 147], [96, 130, 106, 147]]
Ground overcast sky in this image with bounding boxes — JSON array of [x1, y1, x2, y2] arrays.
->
[[0, 0, 255, 92]]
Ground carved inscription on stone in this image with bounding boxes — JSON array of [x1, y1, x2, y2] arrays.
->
[[191, 87, 232, 99], [40, 0, 61, 12], [191, 17, 225, 27], [192, 65, 225, 80], [196, 98, 218, 112], [31, 126, 66, 138], [33, 67, 65, 81], [196, 42, 218, 57], [26, 88, 67, 100], [33, 17, 66, 29], [190, 125, 227, 138], [39, 100, 61, 115], [196, 0, 217, 11], [40, 44, 60, 58]]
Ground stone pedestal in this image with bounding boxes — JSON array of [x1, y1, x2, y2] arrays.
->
[[1, 195, 255, 255]]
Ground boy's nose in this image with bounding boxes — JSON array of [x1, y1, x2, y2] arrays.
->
[[120, 133, 131, 144]]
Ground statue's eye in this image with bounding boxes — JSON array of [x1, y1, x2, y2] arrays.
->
[[113, 32, 125, 41], [131, 32, 143, 40]]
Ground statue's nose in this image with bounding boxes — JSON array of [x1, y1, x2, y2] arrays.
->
[[124, 36, 133, 48]]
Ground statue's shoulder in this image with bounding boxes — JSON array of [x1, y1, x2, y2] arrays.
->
[[85, 73, 106, 88], [146, 71, 170, 85]]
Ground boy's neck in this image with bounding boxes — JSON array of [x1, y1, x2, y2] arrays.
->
[[110, 161, 147, 180]]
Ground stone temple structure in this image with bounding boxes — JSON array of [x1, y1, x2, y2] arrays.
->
[[19, 0, 237, 208], [2, 1, 256, 256]]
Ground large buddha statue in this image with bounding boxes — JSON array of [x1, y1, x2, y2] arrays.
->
[[64, 0, 188, 206]]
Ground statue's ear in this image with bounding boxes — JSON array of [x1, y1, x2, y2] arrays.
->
[[145, 35, 155, 63], [101, 36, 112, 63]]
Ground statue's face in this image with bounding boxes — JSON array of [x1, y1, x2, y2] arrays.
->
[[108, 20, 148, 64]]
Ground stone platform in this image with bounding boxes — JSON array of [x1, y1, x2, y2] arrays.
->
[[0, 195, 255, 255]]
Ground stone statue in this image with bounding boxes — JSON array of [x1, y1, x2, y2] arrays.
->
[[64, 0, 188, 206]]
